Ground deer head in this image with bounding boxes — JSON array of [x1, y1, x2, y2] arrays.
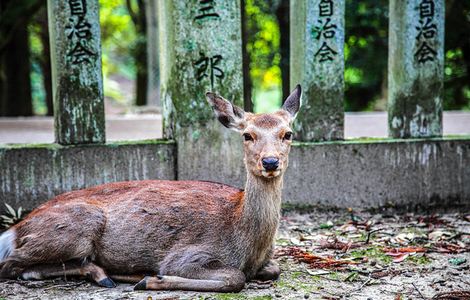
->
[[206, 85, 301, 179]]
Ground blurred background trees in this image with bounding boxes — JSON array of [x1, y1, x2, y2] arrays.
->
[[0, 0, 469, 116]]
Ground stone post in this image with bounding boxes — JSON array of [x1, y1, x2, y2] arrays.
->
[[290, 0, 345, 141], [388, 0, 444, 138], [158, 1, 245, 187], [48, 0, 105, 144]]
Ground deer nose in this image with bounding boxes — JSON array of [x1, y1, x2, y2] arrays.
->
[[262, 157, 279, 171]]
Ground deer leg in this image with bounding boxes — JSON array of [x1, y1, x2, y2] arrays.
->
[[20, 261, 116, 288], [253, 259, 280, 281], [109, 274, 146, 283], [134, 267, 246, 292]]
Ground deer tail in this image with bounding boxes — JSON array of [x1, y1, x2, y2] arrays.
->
[[0, 229, 16, 261]]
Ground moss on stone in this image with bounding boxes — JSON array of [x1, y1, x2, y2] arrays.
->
[[0, 139, 175, 150], [292, 135, 470, 147]]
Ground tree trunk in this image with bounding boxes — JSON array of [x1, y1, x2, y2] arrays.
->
[[240, 0, 253, 112], [127, 0, 148, 106], [145, 0, 160, 107], [37, 6, 53, 116], [0, 19, 32, 116], [276, 0, 289, 103]]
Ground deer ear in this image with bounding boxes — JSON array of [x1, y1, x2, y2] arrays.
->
[[206, 92, 246, 131], [282, 84, 302, 120]]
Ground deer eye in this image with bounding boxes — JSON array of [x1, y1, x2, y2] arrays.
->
[[283, 132, 293, 141], [243, 133, 253, 141]]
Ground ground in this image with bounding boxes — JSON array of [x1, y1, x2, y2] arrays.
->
[[0, 209, 468, 300]]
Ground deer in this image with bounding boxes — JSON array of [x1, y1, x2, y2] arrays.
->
[[0, 85, 301, 292]]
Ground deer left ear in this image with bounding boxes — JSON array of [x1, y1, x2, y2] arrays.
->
[[206, 92, 246, 131], [282, 84, 302, 120]]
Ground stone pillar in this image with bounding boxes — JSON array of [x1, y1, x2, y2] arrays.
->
[[158, 1, 245, 187], [388, 0, 444, 138], [290, 0, 345, 141], [48, 0, 105, 144]]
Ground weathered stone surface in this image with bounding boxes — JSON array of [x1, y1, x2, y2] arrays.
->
[[388, 0, 444, 138], [283, 137, 470, 210], [1, 138, 469, 210], [158, 0, 245, 186], [0, 141, 176, 210], [290, 0, 345, 141], [48, 0, 105, 144]]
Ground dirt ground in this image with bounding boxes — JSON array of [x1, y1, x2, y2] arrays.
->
[[0, 209, 469, 300]]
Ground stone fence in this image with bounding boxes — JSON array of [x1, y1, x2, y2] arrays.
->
[[1, 0, 469, 211]]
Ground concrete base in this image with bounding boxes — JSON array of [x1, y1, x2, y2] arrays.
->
[[0, 137, 469, 211], [0, 140, 176, 210], [284, 137, 470, 210]]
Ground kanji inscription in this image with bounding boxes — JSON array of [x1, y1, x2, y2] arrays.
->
[[415, 0, 437, 64], [66, 0, 96, 65], [312, 0, 338, 62], [194, 53, 224, 90]]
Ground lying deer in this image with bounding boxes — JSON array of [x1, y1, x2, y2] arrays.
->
[[0, 85, 301, 292]]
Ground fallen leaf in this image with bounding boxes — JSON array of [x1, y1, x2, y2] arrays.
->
[[432, 290, 470, 299], [319, 238, 361, 252], [319, 221, 334, 229], [429, 230, 453, 241], [393, 232, 417, 244], [275, 247, 357, 269], [371, 269, 402, 279], [418, 214, 449, 227], [390, 253, 409, 263], [432, 242, 470, 254], [384, 246, 427, 253]]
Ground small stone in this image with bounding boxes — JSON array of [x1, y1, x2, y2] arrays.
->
[[304, 294, 310, 299], [449, 257, 467, 266], [275, 293, 282, 298]]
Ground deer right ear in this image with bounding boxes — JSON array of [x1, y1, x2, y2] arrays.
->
[[282, 84, 302, 120], [206, 92, 246, 131]]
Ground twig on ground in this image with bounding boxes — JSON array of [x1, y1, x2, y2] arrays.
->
[[365, 228, 383, 244], [412, 282, 426, 300]]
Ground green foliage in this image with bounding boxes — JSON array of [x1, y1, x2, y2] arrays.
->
[[100, 0, 135, 77], [245, 0, 282, 112], [245, 0, 281, 90], [344, 0, 389, 111], [443, 1, 470, 111], [1, 203, 23, 228], [350, 247, 393, 265], [99, 0, 137, 103], [23, 0, 470, 115], [28, 20, 47, 115]]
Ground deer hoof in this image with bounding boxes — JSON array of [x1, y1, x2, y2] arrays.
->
[[98, 277, 117, 288], [134, 277, 148, 290]]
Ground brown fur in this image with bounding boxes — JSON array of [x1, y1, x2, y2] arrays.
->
[[0, 86, 302, 292], [250, 114, 282, 128]]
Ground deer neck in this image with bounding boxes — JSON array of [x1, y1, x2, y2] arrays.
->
[[240, 172, 283, 233]]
